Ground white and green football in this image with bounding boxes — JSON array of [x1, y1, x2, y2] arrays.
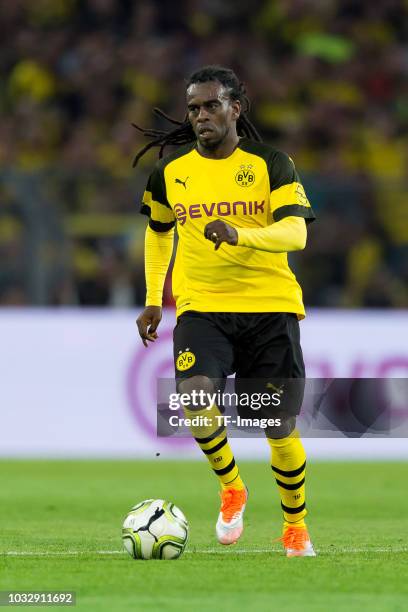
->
[[122, 499, 188, 560]]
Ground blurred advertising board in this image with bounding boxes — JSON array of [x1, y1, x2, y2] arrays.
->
[[0, 309, 407, 459]]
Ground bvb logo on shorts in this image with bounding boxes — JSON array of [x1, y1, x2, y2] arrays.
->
[[176, 348, 196, 371], [235, 164, 255, 187]]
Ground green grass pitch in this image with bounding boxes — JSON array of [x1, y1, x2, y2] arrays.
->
[[1, 459, 407, 611]]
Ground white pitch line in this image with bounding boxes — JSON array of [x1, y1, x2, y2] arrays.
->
[[2, 551, 124, 556], [2, 547, 408, 557], [188, 547, 408, 554]]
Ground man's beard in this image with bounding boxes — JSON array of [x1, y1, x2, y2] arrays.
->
[[197, 130, 226, 150]]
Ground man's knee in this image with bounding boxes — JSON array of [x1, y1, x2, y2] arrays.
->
[[265, 415, 296, 439], [178, 375, 215, 411]]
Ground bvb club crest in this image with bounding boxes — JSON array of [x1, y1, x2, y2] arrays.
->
[[235, 164, 255, 187], [176, 348, 196, 371]]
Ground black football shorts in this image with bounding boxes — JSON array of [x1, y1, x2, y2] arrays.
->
[[173, 311, 305, 417]]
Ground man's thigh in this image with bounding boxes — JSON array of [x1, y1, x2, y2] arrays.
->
[[235, 313, 305, 421], [173, 311, 234, 389]]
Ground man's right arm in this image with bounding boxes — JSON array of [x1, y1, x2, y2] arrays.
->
[[145, 225, 174, 307], [136, 164, 175, 346]]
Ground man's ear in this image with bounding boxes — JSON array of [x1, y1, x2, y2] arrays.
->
[[231, 99, 241, 121]]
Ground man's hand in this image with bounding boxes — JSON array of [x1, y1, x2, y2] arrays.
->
[[204, 220, 238, 251], [136, 305, 162, 347]]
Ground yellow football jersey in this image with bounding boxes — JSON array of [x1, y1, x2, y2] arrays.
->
[[141, 138, 315, 318]]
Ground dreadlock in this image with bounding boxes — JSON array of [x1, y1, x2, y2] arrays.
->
[[131, 65, 262, 167]]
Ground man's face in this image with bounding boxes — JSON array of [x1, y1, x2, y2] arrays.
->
[[186, 81, 241, 149]]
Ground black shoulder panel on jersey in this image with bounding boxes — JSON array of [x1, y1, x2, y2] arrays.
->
[[238, 138, 278, 163], [268, 150, 299, 191], [145, 167, 170, 209], [238, 140, 297, 191], [273, 204, 316, 224]]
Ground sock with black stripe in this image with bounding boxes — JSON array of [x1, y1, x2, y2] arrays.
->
[[267, 431, 307, 526], [184, 403, 245, 490]]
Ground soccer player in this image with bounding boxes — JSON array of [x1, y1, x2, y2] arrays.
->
[[135, 66, 316, 557]]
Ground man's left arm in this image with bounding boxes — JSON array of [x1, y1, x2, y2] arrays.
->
[[204, 216, 307, 252], [236, 216, 307, 252]]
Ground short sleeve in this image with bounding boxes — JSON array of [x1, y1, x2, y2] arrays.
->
[[140, 165, 176, 232], [268, 152, 316, 224]]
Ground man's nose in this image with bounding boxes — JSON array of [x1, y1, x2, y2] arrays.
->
[[197, 107, 209, 121]]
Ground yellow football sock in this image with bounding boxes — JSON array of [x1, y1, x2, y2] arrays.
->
[[267, 430, 307, 527], [184, 403, 245, 490]]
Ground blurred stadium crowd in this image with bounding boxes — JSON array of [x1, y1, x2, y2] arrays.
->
[[0, 0, 407, 308]]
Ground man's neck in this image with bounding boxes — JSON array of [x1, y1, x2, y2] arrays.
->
[[196, 133, 240, 159]]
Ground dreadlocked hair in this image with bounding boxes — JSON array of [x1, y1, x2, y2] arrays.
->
[[131, 65, 262, 167]]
